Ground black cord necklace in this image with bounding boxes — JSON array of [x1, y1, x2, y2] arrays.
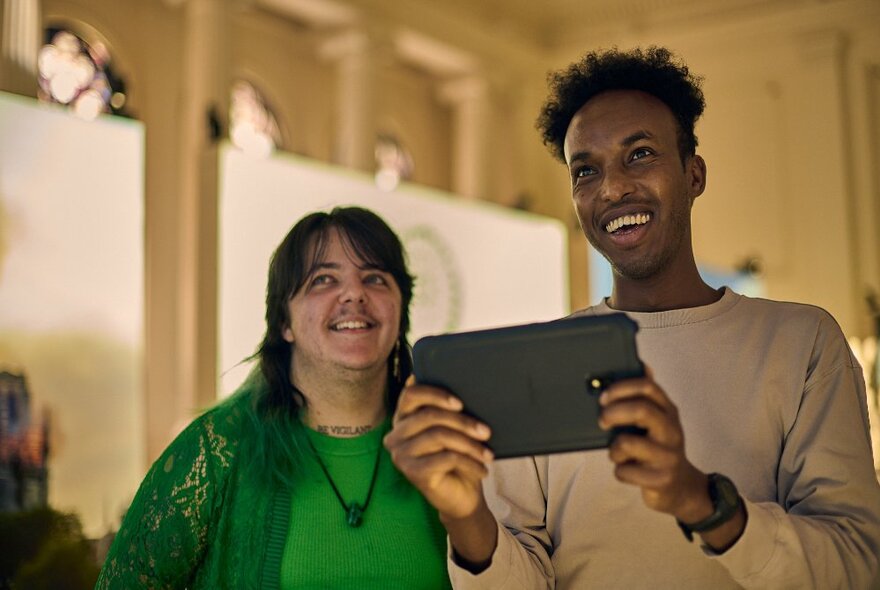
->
[[306, 434, 382, 528]]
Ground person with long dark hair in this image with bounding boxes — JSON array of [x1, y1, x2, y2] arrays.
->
[[97, 206, 450, 589]]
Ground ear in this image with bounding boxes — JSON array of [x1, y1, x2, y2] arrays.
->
[[687, 155, 707, 201], [282, 324, 294, 343]]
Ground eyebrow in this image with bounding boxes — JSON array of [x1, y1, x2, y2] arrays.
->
[[313, 262, 340, 270], [312, 261, 384, 272], [622, 130, 653, 146], [567, 130, 655, 165]]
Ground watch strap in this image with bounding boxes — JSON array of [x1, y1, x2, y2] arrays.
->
[[676, 473, 741, 542]]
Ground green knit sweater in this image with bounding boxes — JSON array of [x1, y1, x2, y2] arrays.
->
[[280, 425, 449, 588], [95, 386, 451, 589]]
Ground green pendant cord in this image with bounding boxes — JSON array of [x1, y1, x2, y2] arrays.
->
[[306, 435, 382, 527]]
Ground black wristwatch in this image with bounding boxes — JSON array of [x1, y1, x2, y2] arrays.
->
[[676, 473, 742, 542]]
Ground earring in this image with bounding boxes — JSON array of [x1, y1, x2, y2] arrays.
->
[[392, 340, 400, 380]]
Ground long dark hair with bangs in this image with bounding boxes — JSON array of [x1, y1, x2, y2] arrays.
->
[[240, 206, 414, 486]]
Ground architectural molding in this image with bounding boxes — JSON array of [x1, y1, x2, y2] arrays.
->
[[437, 74, 488, 105], [259, 0, 357, 29], [394, 28, 477, 79], [437, 74, 490, 200]]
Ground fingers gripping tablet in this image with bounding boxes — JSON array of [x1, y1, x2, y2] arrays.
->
[[412, 313, 644, 459]]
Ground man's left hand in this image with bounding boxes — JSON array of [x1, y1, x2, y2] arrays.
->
[[598, 365, 710, 523]]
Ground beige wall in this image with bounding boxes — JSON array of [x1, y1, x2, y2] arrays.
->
[[3, 0, 879, 463]]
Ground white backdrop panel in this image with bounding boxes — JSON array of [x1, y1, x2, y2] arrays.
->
[[0, 92, 144, 537]]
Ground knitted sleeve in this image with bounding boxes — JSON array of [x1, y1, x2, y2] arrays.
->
[[95, 409, 237, 589]]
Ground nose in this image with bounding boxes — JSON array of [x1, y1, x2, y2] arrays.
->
[[598, 164, 635, 202], [339, 279, 366, 304]]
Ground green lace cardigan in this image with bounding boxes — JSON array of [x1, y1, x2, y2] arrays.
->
[[96, 389, 293, 589]]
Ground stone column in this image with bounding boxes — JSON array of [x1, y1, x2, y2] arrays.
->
[[177, 0, 231, 410], [320, 27, 391, 173], [439, 74, 490, 200], [0, 0, 40, 97], [855, 64, 880, 334], [784, 30, 858, 333], [145, 0, 231, 461]]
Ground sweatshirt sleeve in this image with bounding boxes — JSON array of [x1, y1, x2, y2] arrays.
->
[[95, 410, 236, 589], [712, 321, 880, 589], [448, 456, 557, 589]]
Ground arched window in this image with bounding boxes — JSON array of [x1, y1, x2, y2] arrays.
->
[[374, 133, 414, 191], [229, 80, 282, 157], [37, 28, 128, 120]]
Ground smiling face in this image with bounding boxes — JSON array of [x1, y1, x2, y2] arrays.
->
[[283, 228, 402, 385], [564, 90, 706, 283]]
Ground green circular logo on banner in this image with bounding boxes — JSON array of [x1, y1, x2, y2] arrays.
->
[[401, 224, 462, 336]]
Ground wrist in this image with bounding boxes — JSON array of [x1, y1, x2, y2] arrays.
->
[[676, 473, 742, 541], [444, 500, 498, 573], [674, 471, 712, 524]]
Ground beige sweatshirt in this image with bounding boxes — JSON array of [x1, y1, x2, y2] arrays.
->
[[450, 288, 880, 589]]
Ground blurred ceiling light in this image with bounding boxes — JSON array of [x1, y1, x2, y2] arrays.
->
[[110, 92, 126, 110], [231, 123, 275, 158], [38, 29, 125, 120], [73, 88, 105, 120], [374, 134, 414, 192], [229, 80, 281, 158], [39, 32, 95, 104], [374, 168, 401, 192]]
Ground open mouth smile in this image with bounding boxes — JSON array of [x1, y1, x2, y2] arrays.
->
[[330, 319, 374, 331], [605, 212, 652, 234]]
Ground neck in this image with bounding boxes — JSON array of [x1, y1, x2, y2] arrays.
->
[[608, 256, 720, 312], [294, 369, 388, 437]]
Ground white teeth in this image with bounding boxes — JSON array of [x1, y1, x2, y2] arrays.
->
[[333, 320, 369, 330], [605, 212, 652, 233]]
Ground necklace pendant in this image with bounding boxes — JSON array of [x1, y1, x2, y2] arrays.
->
[[346, 503, 364, 527]]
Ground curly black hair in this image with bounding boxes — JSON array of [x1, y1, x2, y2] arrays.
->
[[536, 46, 705, 164]]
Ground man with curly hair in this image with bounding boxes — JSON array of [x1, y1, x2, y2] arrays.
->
[[385, 47, 880, 588]]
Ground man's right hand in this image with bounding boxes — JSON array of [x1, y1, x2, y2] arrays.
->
[[384, 378, 500, 570], [384, 378, 493, 518]]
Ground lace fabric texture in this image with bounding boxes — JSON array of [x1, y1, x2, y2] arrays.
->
[[96, 397, 275, 589]]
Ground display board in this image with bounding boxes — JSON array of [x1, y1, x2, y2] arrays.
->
[[0, 92, 144, 538]]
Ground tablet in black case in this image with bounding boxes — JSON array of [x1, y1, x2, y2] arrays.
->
[[412, 313, 643, 459]]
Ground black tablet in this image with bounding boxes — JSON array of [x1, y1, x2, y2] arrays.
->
[[412, 313, 644, 459]]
